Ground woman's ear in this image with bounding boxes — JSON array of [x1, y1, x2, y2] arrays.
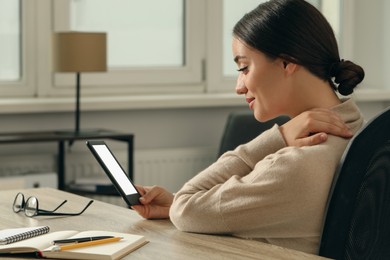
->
[[279, 54, 298, 75], [283, 61, 298, 76]]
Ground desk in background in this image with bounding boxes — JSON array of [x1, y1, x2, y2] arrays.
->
[[0, 188, 329, 260], [0, 129, 133, 191]]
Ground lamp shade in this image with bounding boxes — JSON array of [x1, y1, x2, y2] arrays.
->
[[53, 32, 107, 72]]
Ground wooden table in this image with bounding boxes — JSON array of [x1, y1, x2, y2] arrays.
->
[[0, 188, 329, 260]]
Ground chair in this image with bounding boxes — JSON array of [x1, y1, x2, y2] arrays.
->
[[319, 106, 390, 260], [218, 111, 289, 156]]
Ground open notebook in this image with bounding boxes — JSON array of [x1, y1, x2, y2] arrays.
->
[[0, 230, 147, 260], [0, 226, 50, 245]]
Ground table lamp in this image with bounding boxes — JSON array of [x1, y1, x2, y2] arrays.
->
[[53, 32, 107, 135]]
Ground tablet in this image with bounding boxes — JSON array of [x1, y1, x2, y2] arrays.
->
[[86, 140, 141, 206]]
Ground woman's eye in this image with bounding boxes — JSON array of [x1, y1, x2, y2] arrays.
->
[[237, 66, 248, 72]]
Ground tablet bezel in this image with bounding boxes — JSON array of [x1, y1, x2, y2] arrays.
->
[[86, 140, 141, 206]]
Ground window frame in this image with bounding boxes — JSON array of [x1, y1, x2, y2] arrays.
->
[[206, 0, 233, 94], [42, 0, 206, 98], [0, 0, 36, 97], [0, 0, 388, 105]]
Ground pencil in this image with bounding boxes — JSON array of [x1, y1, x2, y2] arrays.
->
[[52, 237, 122, 251]]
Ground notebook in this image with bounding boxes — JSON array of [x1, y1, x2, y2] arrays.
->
[[0, 226, 50, 245], [0, 230, 148, 260]]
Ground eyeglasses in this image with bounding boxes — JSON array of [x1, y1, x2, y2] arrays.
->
[[13, 192, 94, 217]]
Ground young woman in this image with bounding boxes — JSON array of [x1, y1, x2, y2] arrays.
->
[[132, 0, 365, 254]]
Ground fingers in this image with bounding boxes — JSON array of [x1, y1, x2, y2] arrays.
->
[[131, 204, 170, 219], [131, 204, 155, 219], [139, 186, 162, 204], [301, 109, 353, 138], [296, 133, 328, 147], [131, 185, 173, 219], [305, 119, 352, 138], [131, 205, 148, 218], [134, 185, 162, 204], [280, 108, 354, 147], [135, 185, 146, 196]]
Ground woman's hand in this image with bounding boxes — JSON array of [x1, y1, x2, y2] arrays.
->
[[131, 185, 174, 219], [279, 108, 353, 147]]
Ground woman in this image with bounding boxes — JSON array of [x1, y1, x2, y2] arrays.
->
[[133, 0, 364, 254]]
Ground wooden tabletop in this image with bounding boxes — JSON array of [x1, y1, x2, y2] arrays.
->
[[0, 188, 329, 260]]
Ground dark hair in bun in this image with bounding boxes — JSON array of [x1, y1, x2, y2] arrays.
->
[[329, 60, 365, 95], [233, 0, 364, 96]]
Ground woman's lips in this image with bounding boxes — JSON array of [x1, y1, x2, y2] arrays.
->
[[246, 97, 255, 109]]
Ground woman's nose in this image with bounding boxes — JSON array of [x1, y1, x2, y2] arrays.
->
[[235, 74, 247, 95]]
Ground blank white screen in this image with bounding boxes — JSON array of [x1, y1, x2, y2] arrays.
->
[[93, 144, 137, 195]]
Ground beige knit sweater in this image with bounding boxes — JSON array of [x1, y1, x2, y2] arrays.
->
[[170, 99, 364, 254]]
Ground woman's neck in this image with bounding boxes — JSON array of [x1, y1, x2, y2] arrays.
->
[[287, 68, 342, 117]]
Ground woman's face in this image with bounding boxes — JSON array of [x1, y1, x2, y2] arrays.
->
[[232, 37, 292, 122]]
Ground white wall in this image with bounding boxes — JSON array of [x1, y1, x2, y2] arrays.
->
[[0, 105, 245, 156], [0, 98, 387, 192], [0, 100, 386, 156]]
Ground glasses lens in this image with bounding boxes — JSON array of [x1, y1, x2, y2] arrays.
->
[[25, 197, 38, 217], [13, 193, 24, 213]]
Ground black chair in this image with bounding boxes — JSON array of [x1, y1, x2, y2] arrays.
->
[[319, 106, 390, 260], [218, 111, 289, 156]]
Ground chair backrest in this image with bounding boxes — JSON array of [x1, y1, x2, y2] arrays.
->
[[218, 111, 289, 156], [319, 106, 390, 260]]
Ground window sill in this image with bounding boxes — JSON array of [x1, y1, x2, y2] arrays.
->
[[0, 89, 388, 115], [0, 93, 246, 114], [352, 88, 390, 102]]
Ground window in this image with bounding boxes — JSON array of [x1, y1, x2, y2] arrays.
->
[[49, 0, 205, 97], [70, 0, 184, 68], [0, 0, 35, 97], [351, 0, 390, 91], [222, 0, 265, 78], [0, 0, 20, 81], [0, 0, 385, 103]]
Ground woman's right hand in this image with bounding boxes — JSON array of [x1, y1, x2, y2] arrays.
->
[[279, 108, 353, 147], [131, 185, 174, 219]]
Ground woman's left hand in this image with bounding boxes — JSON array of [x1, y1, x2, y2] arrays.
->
[[131, 185, 174, 219]]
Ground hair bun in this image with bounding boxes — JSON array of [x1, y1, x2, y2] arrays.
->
[[332, 60, 365, 96]]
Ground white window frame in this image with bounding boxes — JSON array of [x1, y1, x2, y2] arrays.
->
[[0, 0, 388, 108], [206, 0, 233, 94], [0, 0, 36, 97], [38, 0, 206, 98]]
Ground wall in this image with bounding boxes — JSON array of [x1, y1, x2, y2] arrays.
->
[[0, 104, 248, 194], [0, 100, 387, 193], [0, 105, 247, 154]]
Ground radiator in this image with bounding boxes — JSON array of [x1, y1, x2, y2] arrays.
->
[[0, 147, 216, 206], [0, 172, 58, 190]]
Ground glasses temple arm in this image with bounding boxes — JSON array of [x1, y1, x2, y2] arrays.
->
[[39, 200, 68, 213], [37, 200, 94, 216]]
